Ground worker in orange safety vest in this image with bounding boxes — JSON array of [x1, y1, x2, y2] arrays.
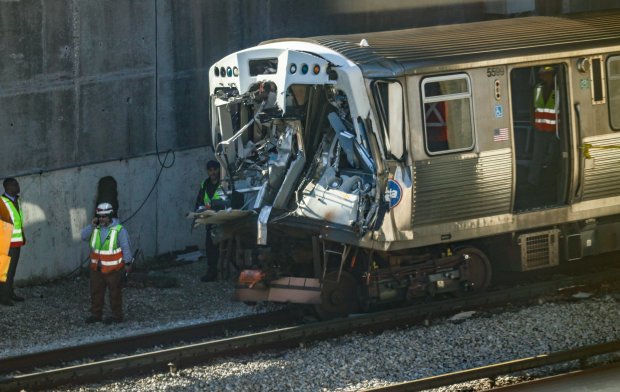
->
[[528, 66, 559, 187], [0, 178, 25, 306]]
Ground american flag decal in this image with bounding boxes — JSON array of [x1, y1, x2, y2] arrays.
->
[[493, 127, 509, 142]]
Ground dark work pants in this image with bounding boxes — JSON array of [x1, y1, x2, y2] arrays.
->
[[205, 225, 219, 278], [89, 269, 123, 319], [0, 247, 21, 299], [528, 131, 558, 186]]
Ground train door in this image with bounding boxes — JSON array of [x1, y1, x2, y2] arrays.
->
[[511, 64, 570, 211]]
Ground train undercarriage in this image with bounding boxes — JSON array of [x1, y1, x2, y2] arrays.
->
[[216, 220, 492, 319]]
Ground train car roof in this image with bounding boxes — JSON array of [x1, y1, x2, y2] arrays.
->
[[263, 10, 620, 78]]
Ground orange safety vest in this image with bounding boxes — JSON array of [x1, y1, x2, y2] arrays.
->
[[533, 84, 558, 133], [89, 224, 124, 273]]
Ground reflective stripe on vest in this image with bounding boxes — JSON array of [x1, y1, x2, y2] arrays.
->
[[201, 180, 223, 206], [90, 224, 124, 273], [534, 85, 558, 132], [0, 196, 23, 245]]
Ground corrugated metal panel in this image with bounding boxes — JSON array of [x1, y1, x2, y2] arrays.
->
[[288, 11, 620, 77], [413, 149, 512, 226], [582, 134, 620, 201]]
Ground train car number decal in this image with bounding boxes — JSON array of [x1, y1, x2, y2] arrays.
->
[[386, 179, 403, 209], [486, 67, 505, 77]]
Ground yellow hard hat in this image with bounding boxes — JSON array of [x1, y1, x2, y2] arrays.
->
[[539, 66, 555, 73]]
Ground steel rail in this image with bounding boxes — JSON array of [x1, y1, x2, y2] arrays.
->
[[1, 268, 619, 392], [0, 309, 303, 374], [363, 340, 620, 391], [487, 361, 620, 391]]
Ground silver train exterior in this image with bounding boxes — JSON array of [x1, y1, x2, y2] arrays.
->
[[202, 11, 620, 317]]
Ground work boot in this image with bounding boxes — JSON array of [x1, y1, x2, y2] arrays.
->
[[11, 293, 24, 302], [200, 271, 218, 282], [103, 316, 123, 324], [85, 315, 102, 324], [0, 297, 13, 307]]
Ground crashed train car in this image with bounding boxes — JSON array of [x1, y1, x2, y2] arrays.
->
[[202, 11, 620, 318]]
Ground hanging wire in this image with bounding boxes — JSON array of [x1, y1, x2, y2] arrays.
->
[[66, 0, 175, 279]]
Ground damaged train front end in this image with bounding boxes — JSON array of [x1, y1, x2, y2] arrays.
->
[[205, 44, 384, 307]]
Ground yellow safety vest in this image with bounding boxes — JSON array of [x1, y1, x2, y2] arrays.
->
[[201, 180, 224, 206], [89, 225, 124, 273], [0, 196, 24, 247]]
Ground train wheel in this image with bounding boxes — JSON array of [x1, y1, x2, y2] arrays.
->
[[457, 247, 492, 293], [314, 271, 361, 320]]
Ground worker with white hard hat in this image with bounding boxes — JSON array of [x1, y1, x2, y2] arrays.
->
[[81, 202, 133, 324]]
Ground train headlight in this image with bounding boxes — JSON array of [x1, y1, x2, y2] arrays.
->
[[313, 64, 321, 75], [233, 66, 239, 76], [226, 67, 233, 77], [214, 67, 220, 77], [289, 64, 297, 74], [220, 67, 226, 77], [301, 64, 309, 74]]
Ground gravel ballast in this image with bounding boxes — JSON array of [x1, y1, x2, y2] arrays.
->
[[1, 259, 619, 391], [1, 259, 269, 359]]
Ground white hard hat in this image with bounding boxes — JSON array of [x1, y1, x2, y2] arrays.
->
[[96, 202, 114, 216]]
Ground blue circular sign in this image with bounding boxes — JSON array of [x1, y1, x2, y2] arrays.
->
[[387, 179, 402, 209]]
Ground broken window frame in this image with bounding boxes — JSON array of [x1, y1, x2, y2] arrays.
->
[[372, 80, 406, 161]]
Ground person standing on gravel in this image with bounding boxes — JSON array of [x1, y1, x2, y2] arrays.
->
[[0, 178, 26, 306], [81, 202, 133, 324], [194, 160, 224, 282]]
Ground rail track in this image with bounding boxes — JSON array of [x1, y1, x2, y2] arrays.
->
[[0, 308, 304, 375], [489, 362, 620, 391], [1, 267, 619, 392], [363, 340, 620, 391]]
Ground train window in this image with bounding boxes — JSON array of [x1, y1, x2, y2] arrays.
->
[[421, 74, 474, 154], [373, 80, 405, 160], [249, 58, 278, 76], [608, 56, 620, 130], [591, 56, 605, 104]]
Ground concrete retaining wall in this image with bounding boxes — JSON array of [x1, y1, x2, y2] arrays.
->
[[16, 148, 209, 282]]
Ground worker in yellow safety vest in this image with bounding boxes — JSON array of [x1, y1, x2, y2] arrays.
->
[[195, 160, 224, 282], [0, 178, 25, 306]]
